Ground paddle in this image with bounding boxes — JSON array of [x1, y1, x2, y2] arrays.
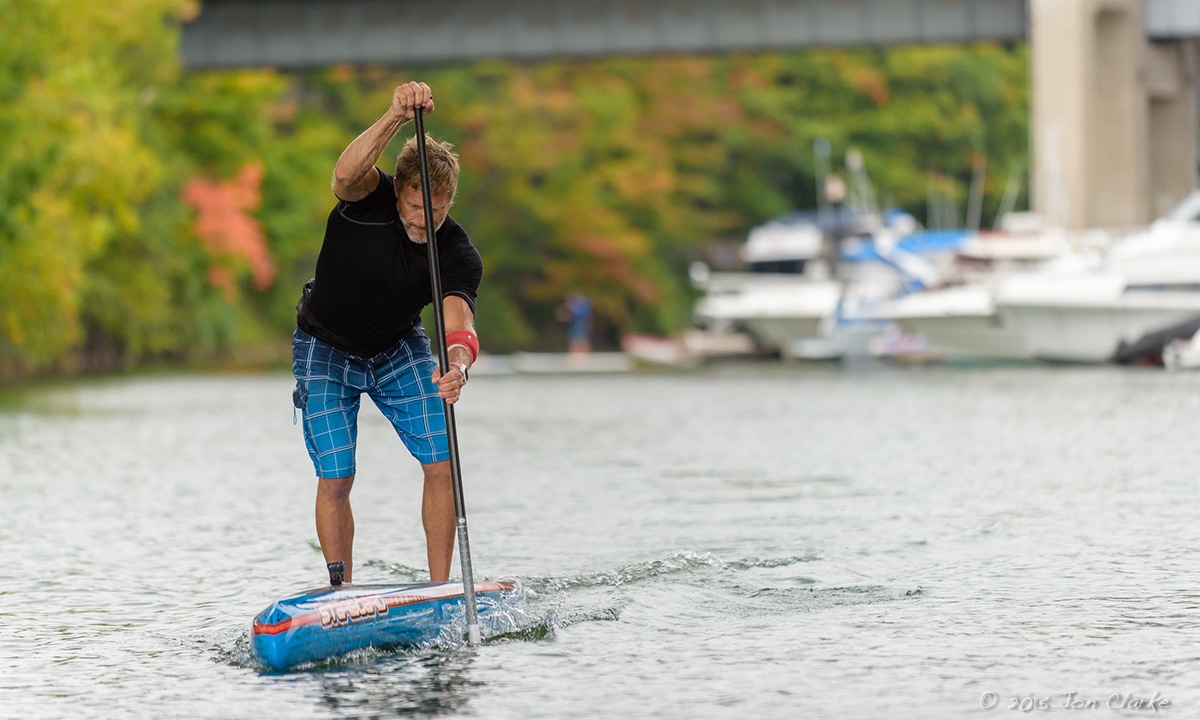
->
[[413, 106, 481, 646]]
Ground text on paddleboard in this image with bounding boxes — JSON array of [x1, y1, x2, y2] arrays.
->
[[318, 597, 390, 628]]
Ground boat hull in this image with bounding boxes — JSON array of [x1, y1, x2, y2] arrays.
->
[[878, 284, 1032, 361], [694, 277, 842, 357], [995, 290, 1200, 363]]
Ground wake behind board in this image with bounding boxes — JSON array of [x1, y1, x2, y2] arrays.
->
[[251, 580, 520, 671]]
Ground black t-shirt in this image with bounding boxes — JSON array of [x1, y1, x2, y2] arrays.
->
[[298, 169, 483, 356]]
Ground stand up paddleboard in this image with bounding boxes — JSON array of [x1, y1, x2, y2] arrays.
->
[[251, 579, 521, 671]]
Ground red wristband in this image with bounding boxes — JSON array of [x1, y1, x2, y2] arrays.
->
[[446, 330, 479, 362]]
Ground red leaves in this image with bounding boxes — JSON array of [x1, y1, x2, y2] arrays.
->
[[182, 162, 276, 297]]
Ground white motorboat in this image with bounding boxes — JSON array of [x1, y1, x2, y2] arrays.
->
[[873, 214, 1075, 362], [691, 213, 844, 359], [992, 193, 1200, 363], [994, 273, 1200, 363]]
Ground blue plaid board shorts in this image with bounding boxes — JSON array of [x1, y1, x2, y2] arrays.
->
[[291, 326, 449, 478]]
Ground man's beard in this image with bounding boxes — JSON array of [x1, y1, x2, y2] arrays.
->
[[401, 218, 442, 244]]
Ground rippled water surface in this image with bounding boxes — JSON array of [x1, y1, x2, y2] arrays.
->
[[2, 363, 1199, 718]]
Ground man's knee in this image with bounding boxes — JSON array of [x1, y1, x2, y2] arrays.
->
[[422, 458, 451, 480], [318, 475, 355, 502]]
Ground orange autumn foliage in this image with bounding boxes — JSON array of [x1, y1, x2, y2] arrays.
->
[[182, 163, 276, 297]]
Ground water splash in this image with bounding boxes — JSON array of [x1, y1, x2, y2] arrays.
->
[[525, 550, 820, 594], [514, 551, 925, 630], [426, 581, 555, 649]]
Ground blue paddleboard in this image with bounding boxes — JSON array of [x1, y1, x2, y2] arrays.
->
[[251, 580, 520, 670]]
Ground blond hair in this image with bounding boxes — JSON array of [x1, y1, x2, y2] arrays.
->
[[395, 134, 459, 203]]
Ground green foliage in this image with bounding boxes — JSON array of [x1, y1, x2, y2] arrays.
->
[[0, 0, 197, 375], [0, 0, 1031, 375], [714, 45, 1029, 231]]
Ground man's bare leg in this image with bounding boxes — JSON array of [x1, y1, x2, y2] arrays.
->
[[315, 476, 356, 583], [421, 460, 456, 582]]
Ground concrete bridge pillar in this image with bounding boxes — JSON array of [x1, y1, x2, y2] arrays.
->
[[1146, 38, 1200, 217], [1031, 0, 1198, 230]]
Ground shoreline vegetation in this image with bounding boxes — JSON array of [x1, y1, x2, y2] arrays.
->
[[2, 2, 1030, 384]]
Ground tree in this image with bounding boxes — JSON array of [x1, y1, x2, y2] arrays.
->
[[0, 0, 199, 375]]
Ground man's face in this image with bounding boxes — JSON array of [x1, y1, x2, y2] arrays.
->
[[396, 182, 450, 243]]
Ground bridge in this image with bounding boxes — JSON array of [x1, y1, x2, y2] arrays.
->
[[181, 0, 1200, 231], [181, 0, 1033, 68]]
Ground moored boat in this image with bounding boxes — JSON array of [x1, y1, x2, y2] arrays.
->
[[991, 193, 1200, 363]]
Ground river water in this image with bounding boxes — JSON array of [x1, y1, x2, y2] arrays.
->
[[1, 362, 1197, 718]]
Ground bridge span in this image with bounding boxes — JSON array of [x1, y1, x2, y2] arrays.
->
[[181, 0, 1030, 69]]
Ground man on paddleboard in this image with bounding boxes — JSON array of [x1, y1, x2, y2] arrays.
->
[[291, 81, 481, 585]]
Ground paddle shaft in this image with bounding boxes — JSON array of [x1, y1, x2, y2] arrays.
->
[[413, 107, 481, 646]]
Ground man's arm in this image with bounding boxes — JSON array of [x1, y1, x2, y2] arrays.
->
[[432, 295, 476, 405], [331, 81, 434, 202]]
